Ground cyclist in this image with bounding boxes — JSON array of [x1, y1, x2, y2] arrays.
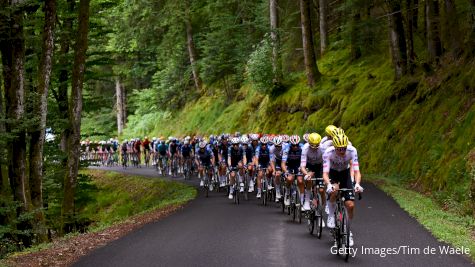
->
[[254, 136, 273, 199], [300, 133, 325, 212], [323, 133, 363, 247], [227, 137, 247, 199], [269, 135, 284, 201], [181, 139, 193, 175], [195, 141, 215, 188], [217, 135, 230, 187], [281, 135, 304, 208], [133, 138, 142, 166], [156, 140, 169, 174], [168, 138, 179, 176], [121, 139, 128, 167], [143, 136, 151, 166], [241, 135, 256, 192], [320, 125, 337, 145]]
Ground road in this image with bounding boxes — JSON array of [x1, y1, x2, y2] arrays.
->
[[74, 166, 472, 267]]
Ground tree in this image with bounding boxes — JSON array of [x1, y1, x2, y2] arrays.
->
[[185, 0, 202, 91], [442, 0, 461, 57], [270, 0, 282, 82], [405, 0, 416, 73], [300, 0, 320, 87], [115, 77, 126, 135], [386, 0, 407, 79], [29, 0, 56, 243], [318, 0, 328, 55], [62, 0, 90, 232], [426, 0, 442, 64]]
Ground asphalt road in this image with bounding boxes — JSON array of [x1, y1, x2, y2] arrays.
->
[[74, 166, 473, 267]]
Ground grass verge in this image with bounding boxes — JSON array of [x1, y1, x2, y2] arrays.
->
[[1, 169, 196, 265], [367, 174, 475, 261]]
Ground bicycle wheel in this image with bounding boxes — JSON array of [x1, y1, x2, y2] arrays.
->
[[262, 180, 267, 206], [341, 207, 351, 261], [316, 193, 324, 239], [307, 210, 315, 234]]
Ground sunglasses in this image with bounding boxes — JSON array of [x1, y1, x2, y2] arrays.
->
[[310, 144, 319, 149], [336, 147, 347, 152]]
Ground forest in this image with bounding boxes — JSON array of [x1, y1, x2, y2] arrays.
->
[[0, 0, 474, 259]]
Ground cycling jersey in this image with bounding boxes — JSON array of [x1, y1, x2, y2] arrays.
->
[[228, 146, 244, 167], [243, 145, 254, 164], [269, 144, 283, 169], [322, 145, 359, 172], [134, 141, 141, 151], [255, 145, 273, 168], [196, 147, 213, 166], [219, 143, 229, 162], [143, 139, 151, 150], [282, 145, 302, 173], [156, 143, 168, 156], [169, 142, 178, 155], [300, 143, 324, 176], [181, 144, 192, 157], [121, 143, 127, 153]]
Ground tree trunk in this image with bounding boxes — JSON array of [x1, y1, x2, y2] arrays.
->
[[185, 0, 202, 91], [62, 0, 90, 233], [387, 0, 408, 80], [318, 0, 328, 55], [0, 0, 9, 196], [426, 0, 442, 64], [57, 0, 75, 153], [413, 0, 418, 30], [350, 12, 361, 61], [406, 0, 416, 73], [443, 0, 461, 57], [270, 0, 282, 82], [29, 0, 56, 243], [115, 78, 126, 135], [3, 0, 30, 211], [300, 0, 320, 87]]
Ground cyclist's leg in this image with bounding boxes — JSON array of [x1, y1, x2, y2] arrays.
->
[[257, 168, 264, 197], [274, 168, 282, 200], [228, 169, 236, 199]]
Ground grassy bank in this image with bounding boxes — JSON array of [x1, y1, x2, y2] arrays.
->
[[78, 169, 196, 230], [1, 170, 196, 262], [367, 175, 475, 261]]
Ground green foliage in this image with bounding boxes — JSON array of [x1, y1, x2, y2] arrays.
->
[[246, 36, 274, 94]]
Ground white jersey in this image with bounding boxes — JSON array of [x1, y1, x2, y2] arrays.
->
[[322, 145, 359, 172], [320, 139, 352, 153], [320, 136, 330, 145], [300, 143, 324, 168]]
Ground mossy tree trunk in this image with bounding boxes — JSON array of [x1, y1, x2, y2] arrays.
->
[[62, 0, 90, 234], [386, 0, 407, 80], [185, 0, 202, 91], [29, 0, 56, 243], [426, 0, 442, 64], [300, 0, 321, 87]]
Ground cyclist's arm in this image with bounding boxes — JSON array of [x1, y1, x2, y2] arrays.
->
[[300, 145, 308, 176], [281, 147, 288, 173], [322, 151, 331, 185]]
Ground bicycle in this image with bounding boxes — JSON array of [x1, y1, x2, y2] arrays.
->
[[203, 165, 214, 198], [159, 155, 168, 176], [183, 157, 192, 180], [285, 171, 302, 223], [307, 177, 325, 238], [121, 152, 128, 169], [331, 188, 361, 262], [229, 167, 241, 204]]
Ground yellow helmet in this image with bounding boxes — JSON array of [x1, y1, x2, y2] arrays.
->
[[325, 125, 337, 136], [332, 134, 349, 148], [308, 133, 321, 146], [330, 127, 345, 138]]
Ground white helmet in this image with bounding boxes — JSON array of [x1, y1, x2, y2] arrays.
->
[[273, 136, 283, 146], [231, 137, 240, 145], [240, 136, 249, 144], [199, 141, 207, 148], [303, 133, 309, 142], [250, 134, 259, 141], [184, 140, 189, 145], [289, 135, 300, 145]]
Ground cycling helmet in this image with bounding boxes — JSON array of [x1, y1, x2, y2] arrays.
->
[[282, 134, 290, 142], [289, 135, 300, 145], [330, 127, 345, 138], [325, 125, 337, 136], [123, 139, 128, 143], [152, 137, 157, 141], [273, 136, 283, 146], [308, 133, 321, 146], [303, 133, 309, 142], [199, 141, 207, 148], [144, 136, 148, 140], [260, 136, 268, 144], [241, 136, 249, 144], [231, 137, 240, 145], [185, 136, 191, 140], [250, 134, 259, 141], [333, 134, 349, 148], [184, 140, 189, 145]]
